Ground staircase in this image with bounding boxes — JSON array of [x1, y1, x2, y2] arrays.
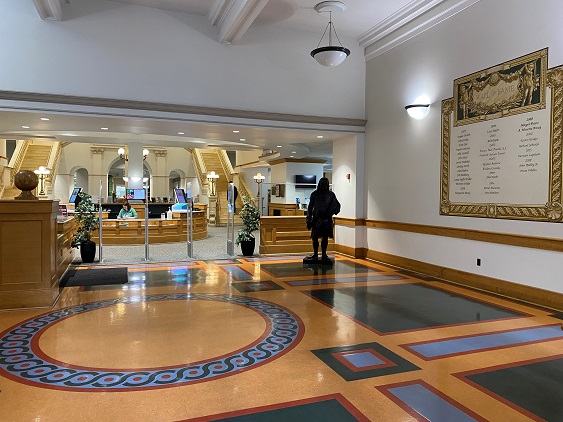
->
[[195, 149, 243, 225], [1, 142, 56, 199]]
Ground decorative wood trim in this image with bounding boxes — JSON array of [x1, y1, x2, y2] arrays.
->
[[268, 158, 327, 165], [334, 244, 367, 258], [0, 90, 367, 128], [333, 217, 366, 226], [365, 249, 563, 311], [365, 219, 563, 252], [235, 160, 262, 168]]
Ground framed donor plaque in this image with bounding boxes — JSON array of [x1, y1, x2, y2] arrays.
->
[[441, 48, 563, 222]]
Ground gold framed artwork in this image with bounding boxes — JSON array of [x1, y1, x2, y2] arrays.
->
[[441, 48, 563, 222]]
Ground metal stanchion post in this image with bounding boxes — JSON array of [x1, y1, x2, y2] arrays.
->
[[227, 183, 235, 256], [187, 198, 193, 258], [98, 181, 103, 263], [144, 188, 149, 261]]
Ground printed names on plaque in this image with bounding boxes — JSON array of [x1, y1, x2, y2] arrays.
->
[[450, 103, 550, 205]]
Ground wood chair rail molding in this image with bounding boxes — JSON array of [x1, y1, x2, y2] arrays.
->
[[333, 217, 365, 226], [333, 219, 563, 253]]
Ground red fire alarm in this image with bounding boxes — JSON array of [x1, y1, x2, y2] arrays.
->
[[346, 173, 351, 180]]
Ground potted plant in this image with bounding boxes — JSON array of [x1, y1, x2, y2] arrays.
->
[[235, 195, 261, 256], [70, 192, 99, 263]]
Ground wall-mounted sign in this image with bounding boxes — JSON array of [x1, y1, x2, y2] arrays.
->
[[441, 48, 563, 222]]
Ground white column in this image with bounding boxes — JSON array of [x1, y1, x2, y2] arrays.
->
[[127, 143, 144, 190], [152, 149, 168, 199], [332, 134, 365, 253], [89, 146, 106, 201]]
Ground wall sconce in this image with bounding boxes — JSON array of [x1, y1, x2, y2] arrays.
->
[[206, 171, 219, 196], [118, 147, 149, 161], [34, 166, 50, 195], [405, 103, 430, 120]]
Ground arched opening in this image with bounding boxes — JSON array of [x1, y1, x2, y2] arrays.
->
[[108, 158, 151, 202]]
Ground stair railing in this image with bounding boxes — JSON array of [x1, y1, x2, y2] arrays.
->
[[45, 142, 61, 192], [9, 140, 30, 185], [188, 148, 209, 195]]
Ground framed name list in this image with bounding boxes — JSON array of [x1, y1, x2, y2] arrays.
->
[[440, 48, 563, 222]]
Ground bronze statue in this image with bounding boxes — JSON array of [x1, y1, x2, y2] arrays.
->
[[305, 177, 340, 261]]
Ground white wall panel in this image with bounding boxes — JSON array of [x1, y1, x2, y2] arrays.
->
[[365, 0, 563, 290]]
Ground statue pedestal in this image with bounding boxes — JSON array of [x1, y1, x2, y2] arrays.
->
[[303, 255, 334, 266]]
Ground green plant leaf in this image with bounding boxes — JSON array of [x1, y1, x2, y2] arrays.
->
[[235, 195, 261, 245], [71, 192, 99, 248]]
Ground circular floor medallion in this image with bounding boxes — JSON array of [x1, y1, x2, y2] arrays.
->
[[0, 294, 303, 391]]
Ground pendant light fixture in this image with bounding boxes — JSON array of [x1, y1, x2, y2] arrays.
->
[[311, 1, 350, 67]]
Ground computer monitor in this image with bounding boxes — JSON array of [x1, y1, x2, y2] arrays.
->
[[174, 188, 187, 203], [125, 188, 146, 200], [69, 187, 82, 203]]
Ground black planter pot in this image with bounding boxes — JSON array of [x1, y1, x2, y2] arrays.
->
[[80, 241, 96, 263], [240, 238, 256, 257]]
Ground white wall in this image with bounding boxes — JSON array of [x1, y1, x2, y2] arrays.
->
[[333, 134, 365, 249], [365, 0, 563, 292], [270, 162, 324, 207], [0, 0, 365, 120]]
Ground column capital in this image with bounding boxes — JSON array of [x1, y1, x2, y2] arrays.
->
[[91, 146, 104, 154], [154, 149, 168, 157]]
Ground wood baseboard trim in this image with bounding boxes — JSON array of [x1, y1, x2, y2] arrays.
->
[[334, 244, 367, 258], [365, 250, 563, 311]]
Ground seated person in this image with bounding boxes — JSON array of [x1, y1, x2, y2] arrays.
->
[[117, 202, 138, 219]]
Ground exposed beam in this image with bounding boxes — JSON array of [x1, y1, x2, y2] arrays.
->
[[33, 0, 68, 21], [208, 0, 270, 45]]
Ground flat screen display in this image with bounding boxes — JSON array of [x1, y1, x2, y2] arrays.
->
[[69, 187, 82, 203], [174, 188, 187, 203], [125, 188, 146, 200], [295, 175, 316, 189]]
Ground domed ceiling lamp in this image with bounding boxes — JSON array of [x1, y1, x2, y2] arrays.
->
[[311, 1, 350, 67]]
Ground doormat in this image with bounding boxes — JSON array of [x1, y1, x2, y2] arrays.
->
[[61, 267, 128, 287]]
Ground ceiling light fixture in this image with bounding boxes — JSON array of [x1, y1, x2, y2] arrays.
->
[[311, 1, 350, 67], [178, 132, 185, 135], [101, 127, 108, 130], [317, 135, 324, 138], [405, 104, 431, 120], [22, 125, 30, 129], [40, 117, 50, 121], [240, 138, 246, 141], [276, 145, 282, 148], [233, 130, 240, 133]]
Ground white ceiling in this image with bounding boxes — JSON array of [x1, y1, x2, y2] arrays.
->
[[111, 0, 413, 39], [3, 0, 432, 167]]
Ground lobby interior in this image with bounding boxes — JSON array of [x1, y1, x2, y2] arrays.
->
[[1, 0, 563, 421]]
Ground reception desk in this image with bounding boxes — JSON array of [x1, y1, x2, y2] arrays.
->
[[268, 203, 307, 216], [94, 210, 207, 245], [0, 200, 75, 310]]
